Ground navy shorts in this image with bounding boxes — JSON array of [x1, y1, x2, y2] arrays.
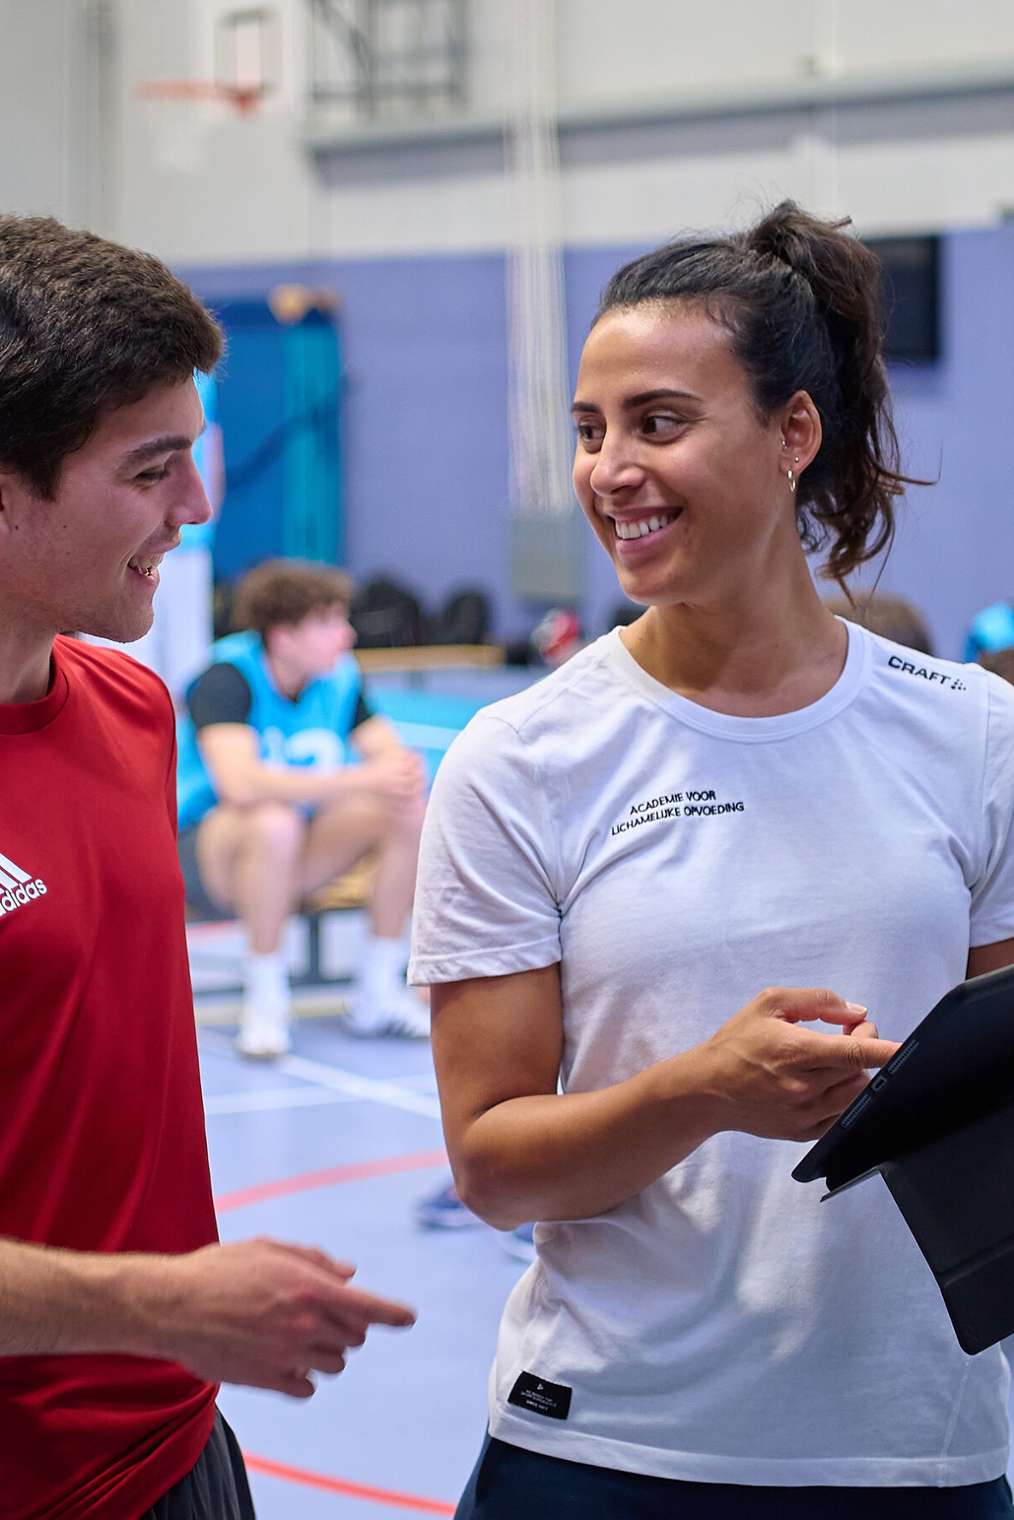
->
[[141, 1411, 255, 1519], [456, 1435, 1014, 1519]]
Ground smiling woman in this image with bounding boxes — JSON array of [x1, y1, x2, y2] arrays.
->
[[411, 201, 1014, 1518]]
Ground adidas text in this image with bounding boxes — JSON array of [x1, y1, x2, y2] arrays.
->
[[0, 879, 47, 915]]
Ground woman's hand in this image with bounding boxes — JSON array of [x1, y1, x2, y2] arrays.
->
[[698, 986, 900, 1142]]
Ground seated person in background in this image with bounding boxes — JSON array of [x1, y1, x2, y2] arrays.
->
[[823, 591, 934, 655], [177, 558, 429, 1056], [978, 647, 1014, 685]]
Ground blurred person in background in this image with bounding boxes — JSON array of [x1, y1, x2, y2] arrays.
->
[[177, 558, 429, 1057], [978, 647, 1014, 685], [965, 598, 1014, 664], [822, 591, 935, 655], [0, 213, 414, 1520]]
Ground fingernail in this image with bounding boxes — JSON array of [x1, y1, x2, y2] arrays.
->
[[846, 1002, 867, 1014]]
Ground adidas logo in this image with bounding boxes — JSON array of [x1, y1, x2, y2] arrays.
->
[[0, 850, 47, 917]]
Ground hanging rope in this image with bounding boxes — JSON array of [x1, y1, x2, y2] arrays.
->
[[504, 0, 573, 523]]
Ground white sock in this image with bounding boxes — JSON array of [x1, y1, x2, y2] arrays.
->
[[244, 949, 290, 1012], [357, 934, 407, 1000]]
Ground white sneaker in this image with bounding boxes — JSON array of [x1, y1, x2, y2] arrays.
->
[[235, 1001, 291, 1059], [343, 985, 430, 1040]]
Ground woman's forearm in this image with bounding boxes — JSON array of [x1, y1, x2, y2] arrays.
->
[[453, 1049, 721, 1229]]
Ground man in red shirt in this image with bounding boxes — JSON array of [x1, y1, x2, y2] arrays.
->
[[0, 215, 415, 1519]]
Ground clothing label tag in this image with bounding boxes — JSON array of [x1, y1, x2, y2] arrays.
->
[[508, 1371, 572, 1421]]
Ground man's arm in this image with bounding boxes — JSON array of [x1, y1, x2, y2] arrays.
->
[[349, 713, 408, 760], [197, 722, 386, 808], [0, 1235, 414, 1399], [198, 722, 424, 810]]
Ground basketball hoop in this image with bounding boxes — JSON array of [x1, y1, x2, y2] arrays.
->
[[136, 80, 269, 117]]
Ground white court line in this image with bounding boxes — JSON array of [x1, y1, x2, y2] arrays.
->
[[386, 1070, 439, 1091], [204, 1087, 360, 1116], [198, 1031, 442, 1119]]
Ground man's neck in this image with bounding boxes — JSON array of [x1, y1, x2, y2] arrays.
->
[[263, 647, 309, 702], [0, 624, 55, 705]]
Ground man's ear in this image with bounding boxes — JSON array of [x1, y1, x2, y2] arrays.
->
[[0, 469, 41, 547], [0, 471, 18, 537]]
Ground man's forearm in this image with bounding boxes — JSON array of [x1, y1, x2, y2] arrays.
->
[[0, 1238, 171, 1358], [214, 762, 363, 809]]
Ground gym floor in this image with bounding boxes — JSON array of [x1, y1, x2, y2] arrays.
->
[[200, 1013, 518, 1518]]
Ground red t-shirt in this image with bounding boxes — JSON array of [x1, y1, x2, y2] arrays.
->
[[0, 639, 218, 1519]]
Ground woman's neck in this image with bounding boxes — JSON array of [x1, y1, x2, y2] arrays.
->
[[622, 587, 848, 719]]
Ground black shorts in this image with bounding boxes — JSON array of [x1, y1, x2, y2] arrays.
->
[[142, 1411, 255, 1519], [178, 822, 230, 921], [456, 1436, 1014, 1519]]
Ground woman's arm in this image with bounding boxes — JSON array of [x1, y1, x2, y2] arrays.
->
[[432, 968, 897, 1230], [967, 938, 1014, 976]]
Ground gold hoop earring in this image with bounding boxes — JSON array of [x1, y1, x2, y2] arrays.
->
[[787, 467, 797, 495]]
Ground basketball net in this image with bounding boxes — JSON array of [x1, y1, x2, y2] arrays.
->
[[504, 0, 573, 525]]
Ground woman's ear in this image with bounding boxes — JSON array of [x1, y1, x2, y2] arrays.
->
[[779, 391, 822, 477]]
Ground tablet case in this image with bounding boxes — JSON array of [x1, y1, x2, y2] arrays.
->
[[793, 964, 1014, 1354]]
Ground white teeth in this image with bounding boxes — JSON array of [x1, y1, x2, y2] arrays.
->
[[614, 512, 675, 541]]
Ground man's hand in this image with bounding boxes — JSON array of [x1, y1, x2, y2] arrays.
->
[[356, 752, 426, 806], [699, 986, 900, 1142], [140, 1238, 415, 1399]]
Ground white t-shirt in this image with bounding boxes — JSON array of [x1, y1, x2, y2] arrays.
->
[[409, 621, 1014, 1488]]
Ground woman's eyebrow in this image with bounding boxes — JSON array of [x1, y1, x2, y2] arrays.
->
[[570, 388, 702, 414]]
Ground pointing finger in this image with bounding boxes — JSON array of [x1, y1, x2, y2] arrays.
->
[[324, 1285, 416, 1329]]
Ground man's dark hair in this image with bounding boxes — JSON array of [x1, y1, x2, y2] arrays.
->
[[232, 559, 354, 639], [0, 215, 224, 497]]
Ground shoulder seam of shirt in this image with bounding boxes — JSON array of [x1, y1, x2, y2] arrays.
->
[[469, 640, 619, 742], [465, 718, 566, 904]]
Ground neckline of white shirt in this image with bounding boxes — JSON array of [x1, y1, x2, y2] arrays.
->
[[602, 617, 871, 743]]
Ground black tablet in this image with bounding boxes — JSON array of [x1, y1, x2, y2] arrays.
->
[[793, 963, 1014, 1193]]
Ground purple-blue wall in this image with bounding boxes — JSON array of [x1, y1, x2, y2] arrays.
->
[[183, 227, 1014, 658]]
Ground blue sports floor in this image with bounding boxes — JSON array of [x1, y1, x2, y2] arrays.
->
[[200, 1017, 520, 1518]]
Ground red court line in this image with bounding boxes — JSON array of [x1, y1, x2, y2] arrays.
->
[[244, 1452, 455, 1514], [214, 1149, 448, 1213]]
